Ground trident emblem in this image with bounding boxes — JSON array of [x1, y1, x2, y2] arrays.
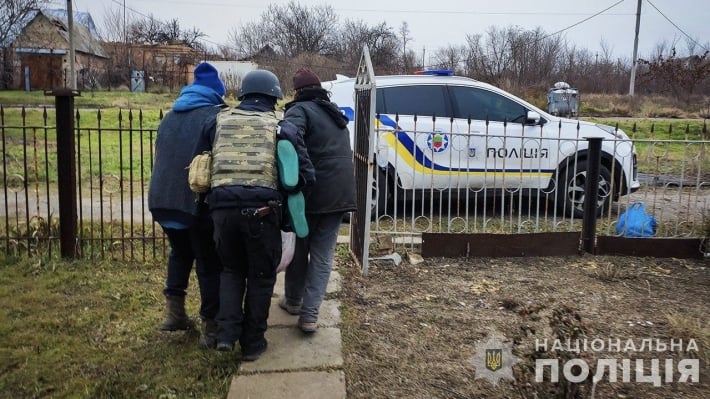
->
[[485, 349, 502, 372]]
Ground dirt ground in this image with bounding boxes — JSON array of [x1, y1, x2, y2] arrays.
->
[[339, 254, 709, 399]]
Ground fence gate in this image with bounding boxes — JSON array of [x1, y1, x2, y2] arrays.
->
[[349, 46, 376, 275]]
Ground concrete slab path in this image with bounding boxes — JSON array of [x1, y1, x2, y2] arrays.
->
[[226, 269, 345, 399]]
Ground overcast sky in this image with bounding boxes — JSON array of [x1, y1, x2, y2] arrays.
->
[[72, 0, 709, 63]]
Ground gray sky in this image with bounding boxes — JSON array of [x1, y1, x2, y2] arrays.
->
[[74, 0, 709, 63]]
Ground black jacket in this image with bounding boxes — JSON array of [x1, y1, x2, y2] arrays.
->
[[284, 94, 357, 214]]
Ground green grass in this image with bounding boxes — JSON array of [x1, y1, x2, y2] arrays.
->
[[585, 118, 709, 176], [0, 254, 239, 398], [0, 90, 180, 110], [2, 107, 161, 187], [584, 118, 708, 141]]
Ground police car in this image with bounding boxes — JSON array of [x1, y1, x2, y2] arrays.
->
[[322, 70, 640, 217]]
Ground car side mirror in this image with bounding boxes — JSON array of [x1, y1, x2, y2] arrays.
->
[[526, 111, 542, 125]]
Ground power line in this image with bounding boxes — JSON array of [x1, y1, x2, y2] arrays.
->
[[646, 0, 708, 52], [135, 0, 634, 17], [477, 0, 626, 58], [540, 0, 625, 41], [107, 0, 226, 48]]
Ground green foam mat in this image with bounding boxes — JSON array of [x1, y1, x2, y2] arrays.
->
[[288, 191, 308, 238], [277, 140, 299, 190]]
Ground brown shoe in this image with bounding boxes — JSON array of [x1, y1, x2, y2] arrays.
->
[[298, 318, 317, 333], [278, 297, 301, 315]]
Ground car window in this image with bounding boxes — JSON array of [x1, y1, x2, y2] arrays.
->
[[449, 86, 527, 123], [376, 85, 450, 117]]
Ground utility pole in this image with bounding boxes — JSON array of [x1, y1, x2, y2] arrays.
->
[[629, 0, 642, 96], [67, 0, 77, 89]]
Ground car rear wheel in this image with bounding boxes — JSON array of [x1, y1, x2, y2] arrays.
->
[[555, 160, 612, 218]]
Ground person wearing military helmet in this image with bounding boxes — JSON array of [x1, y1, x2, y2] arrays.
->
[[192, 69, 314, 361]]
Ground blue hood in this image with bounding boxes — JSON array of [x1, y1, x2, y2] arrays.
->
[[172, 85, 225, 112]]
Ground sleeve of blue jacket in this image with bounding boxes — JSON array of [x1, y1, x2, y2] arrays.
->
[[276, 119, 315, 188]]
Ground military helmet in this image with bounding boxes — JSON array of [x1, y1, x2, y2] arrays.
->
[[238, 70, 283, 100]]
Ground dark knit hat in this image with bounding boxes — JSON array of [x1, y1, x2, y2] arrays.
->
[[292, 67, 321, 90], [193, 62, 226, 96]]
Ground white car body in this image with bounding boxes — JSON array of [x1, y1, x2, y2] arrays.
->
[[322, 72, 640, 215]]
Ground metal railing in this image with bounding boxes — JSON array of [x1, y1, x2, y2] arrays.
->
[[1, 102, 708, 261], [1, 103, 166, 261], [367, 116, 709, 253]]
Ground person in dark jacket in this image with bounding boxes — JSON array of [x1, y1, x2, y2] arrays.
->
[[192, 69, 315, 361], [279, 67, 357, 333], [148, 62, 225, 348]]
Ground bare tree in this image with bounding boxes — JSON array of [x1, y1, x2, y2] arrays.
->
[[352, 20, 400, 74], [261, 1, 339, 57], [179, 26, 206, 49], [227, 23, 269, 60], [483, 26, 513, 84], [127, 14, 204, 47], [639, 48, 710, 102], [98, 4, 133, 42], [404, 48, 420, 72], [160, 19, 181, 43], [0, 0, 47, 46], [399, 22, 412, 73], [324, 19, 400, 74], [649, 38, 676, 59], [128, 14, 163, 45], [461, 33, 483, 77], [1, 0, 49, 88], [432, 44, 465, 73]]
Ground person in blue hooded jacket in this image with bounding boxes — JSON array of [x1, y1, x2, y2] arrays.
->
[[148, 62, 225, 349]]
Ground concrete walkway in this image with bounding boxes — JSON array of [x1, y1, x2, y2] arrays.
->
[[226, 269, 346, 399]]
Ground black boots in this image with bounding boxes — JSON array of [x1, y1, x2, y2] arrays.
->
[[199, 318, 218, 349], [160, 295, 195, 331], [160, 296, 219, 350]]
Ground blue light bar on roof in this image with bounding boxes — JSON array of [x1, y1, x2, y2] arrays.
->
[[414, 69, 454, 76]]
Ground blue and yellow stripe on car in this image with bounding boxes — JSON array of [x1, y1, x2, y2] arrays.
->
[[341, 107, 555, 179]]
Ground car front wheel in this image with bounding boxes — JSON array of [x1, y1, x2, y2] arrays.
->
[[555, 160, 612, 218]]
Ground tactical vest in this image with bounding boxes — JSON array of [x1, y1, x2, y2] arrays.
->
[[211, 108, 280, 190]]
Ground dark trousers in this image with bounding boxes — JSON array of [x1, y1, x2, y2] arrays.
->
[[161, 209, 222, 320], [211, 207, 281, 352]]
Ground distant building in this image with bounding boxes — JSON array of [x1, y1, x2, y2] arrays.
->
[[102, 42, 201, 91], [7, 9, 108, 90], [202, 61, 258, 95]]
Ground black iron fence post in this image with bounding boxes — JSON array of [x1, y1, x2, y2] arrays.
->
[[47, 89, 80, 258], [581, 137, 603, 254]]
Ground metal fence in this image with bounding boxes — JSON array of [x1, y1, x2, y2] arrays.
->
[[1, 103, 167, 261], [368, 118, 709, 257], [1, 102, 708, 262]]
